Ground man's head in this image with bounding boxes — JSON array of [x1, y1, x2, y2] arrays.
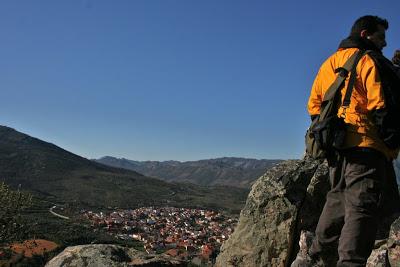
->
[[393, 50, 400, 66], [350, 15, 388, 50]]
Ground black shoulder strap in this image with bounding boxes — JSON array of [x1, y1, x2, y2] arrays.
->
[[342, 50, 366, 107], [322, 50, 364, 102]]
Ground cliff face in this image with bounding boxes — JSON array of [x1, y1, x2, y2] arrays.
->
[[216, 158, 400, 267]]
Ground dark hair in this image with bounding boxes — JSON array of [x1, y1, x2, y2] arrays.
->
[[393, 50, 400, 66], [350, 15, 388, 37]]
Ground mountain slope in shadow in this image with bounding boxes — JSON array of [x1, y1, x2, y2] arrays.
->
[[0, 126, 247, 213]]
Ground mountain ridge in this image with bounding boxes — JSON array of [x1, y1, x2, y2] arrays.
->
[[0, 125, 247, 213], [94, 156, 283, 188]]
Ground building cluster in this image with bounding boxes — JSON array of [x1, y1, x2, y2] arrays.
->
[[82, 207, 237, 263]]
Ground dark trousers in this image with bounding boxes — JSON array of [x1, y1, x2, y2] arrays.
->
[[310, 148, 387, 266]]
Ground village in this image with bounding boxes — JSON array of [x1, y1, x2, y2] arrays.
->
[[82, 207, 238, 264]]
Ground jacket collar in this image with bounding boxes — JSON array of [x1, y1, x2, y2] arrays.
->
[[338, 36, 382, 53]]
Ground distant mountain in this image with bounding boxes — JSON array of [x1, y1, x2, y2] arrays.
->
[[94, 156, 283, 188], [0, 126, 247, 213]]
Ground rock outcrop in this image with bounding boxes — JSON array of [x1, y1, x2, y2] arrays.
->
[[216, 158, 400, 267], [216, 158, 327, 266], [293, 214, 400, 267], [45, 244, 186, 267]]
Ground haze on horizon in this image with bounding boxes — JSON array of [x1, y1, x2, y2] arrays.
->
[[1, 1, 399, 161]]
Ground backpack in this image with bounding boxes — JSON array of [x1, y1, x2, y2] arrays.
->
[[305, 50, 365, 159], [368, 51, 400, 149]]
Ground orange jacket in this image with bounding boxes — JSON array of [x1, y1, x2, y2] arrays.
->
[[308, 47, 397, 159]]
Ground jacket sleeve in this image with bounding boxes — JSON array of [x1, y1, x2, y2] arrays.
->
[[307, 69, 323, 116]]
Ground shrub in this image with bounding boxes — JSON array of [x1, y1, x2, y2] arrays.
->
[[0, 182, 32, 243]]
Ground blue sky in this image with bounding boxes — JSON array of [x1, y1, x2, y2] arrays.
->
[[1, 1, 399, 161]]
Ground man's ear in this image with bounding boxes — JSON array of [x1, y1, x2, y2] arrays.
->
[[360, 29, 368, 38]]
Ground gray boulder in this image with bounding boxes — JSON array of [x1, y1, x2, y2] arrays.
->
[[45, 244, 186, 267], [388, 217, 400, 266], [215, 158, 325, 267]]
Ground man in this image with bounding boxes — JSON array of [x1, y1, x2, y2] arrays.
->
[[393, 50, 400, 75], [295, 16, 399, 266], [393, 50, 400, 67]]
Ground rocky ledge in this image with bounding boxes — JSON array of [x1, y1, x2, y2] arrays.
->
[[44, 244, 186, 267]]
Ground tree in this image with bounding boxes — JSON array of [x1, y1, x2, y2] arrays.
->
[[0, 182, 32, 243]]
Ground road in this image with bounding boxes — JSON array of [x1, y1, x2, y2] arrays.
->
[[49, 205, 70, 220]]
